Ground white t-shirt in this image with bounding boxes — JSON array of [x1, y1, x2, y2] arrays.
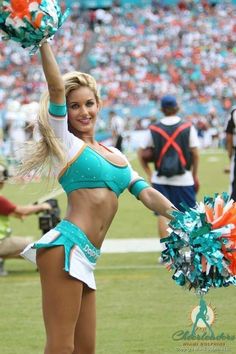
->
[[110, 115, 125, 135], [139, 116, 199, 186]]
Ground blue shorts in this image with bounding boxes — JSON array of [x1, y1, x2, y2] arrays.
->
[[152, 183, 196, 213]]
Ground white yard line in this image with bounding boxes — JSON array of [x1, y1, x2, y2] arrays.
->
[[97, 265, 161, 270], [199, 149, 225, 155], [101, 238, 162, 253]]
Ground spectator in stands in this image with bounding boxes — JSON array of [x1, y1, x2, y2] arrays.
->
[[0, 164, 51, 276], [138, 95, 200, 262], [1, 1, 236, 137], [88, 10, 96, 31]]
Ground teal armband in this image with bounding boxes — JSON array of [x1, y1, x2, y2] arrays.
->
[[49, 101, 67, 117], [129, 179, 150, 199]]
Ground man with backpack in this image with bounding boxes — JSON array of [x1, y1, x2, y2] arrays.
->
[[138, 95, 200, 261]]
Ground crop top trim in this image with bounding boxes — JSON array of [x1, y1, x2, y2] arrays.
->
[[58, 143, 87, 179], [87, 146, 128, 168], [58, 144, 129, 180], [48, 101, 150, 198]]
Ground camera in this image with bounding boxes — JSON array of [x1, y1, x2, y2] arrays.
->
[[38, 198, 61, 234], [0, 164, 9, 182]]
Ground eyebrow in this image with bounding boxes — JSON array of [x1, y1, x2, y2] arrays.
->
[[68, 99, 95, 104]]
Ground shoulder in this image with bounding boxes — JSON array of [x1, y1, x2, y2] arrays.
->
[[107, 146, 126, 154], [178, 119, 194, 133], [189, 125, 200, 147], [108, 146, 127, 158], [106, 146, 131, 165]]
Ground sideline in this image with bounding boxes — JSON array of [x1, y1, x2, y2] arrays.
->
[[101, 238, 162, 253]]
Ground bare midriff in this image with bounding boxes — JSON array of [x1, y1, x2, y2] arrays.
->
[[65, 188, 119, 249]]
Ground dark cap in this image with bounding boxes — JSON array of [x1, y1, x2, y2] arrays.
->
[[161, 95, 178, 109]]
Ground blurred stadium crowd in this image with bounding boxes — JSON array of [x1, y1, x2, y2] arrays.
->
[[0, 0, 236, 161]]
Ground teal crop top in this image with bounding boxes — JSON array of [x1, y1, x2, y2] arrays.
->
[[59, 145, 132, 197], [49, 102, 150, 198]]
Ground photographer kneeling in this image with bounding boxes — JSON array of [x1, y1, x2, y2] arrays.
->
[[0, 164, 52, 276]]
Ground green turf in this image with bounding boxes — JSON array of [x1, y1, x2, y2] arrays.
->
[[3, 148, 230, 239], [1, 253, 236, 354], [1, 148, 235, 354]]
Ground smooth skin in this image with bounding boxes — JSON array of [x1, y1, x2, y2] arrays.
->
[[37, 43, 175, 354]]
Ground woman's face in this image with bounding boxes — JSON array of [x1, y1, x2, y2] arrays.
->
[[67, 86, 100, 137]]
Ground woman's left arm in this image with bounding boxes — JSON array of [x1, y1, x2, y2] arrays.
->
[[138, 187, 176, 219]]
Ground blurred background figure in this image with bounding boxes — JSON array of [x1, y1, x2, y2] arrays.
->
[[109, 110, 125, 151], [225, 107, 236, 200], [138, 95, 200, 262], [0, 164, 51, 276]]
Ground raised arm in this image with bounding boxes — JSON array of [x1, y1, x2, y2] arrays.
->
[[39, 42, 65, 104], [39, 41, 72, 151]]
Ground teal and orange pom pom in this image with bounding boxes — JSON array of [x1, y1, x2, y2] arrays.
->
[[0, 0, 70, 53], [162, 192, 236, 294]]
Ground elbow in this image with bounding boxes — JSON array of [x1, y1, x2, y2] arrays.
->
[[139, 186, 153, 205]]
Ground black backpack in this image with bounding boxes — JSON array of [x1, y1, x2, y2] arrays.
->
[[150, 121, 192, 177]]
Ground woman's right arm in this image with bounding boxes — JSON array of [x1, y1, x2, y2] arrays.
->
[[40, 42, 65, 104], [39, 42, 85, 158], [39, 42, 75, 150]]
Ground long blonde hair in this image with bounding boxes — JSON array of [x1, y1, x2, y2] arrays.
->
[[18, 71, 101, 177]]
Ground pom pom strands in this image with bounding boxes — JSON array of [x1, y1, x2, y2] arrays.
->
[[0, 0, 70, 54], [161, 193, 236, 294]]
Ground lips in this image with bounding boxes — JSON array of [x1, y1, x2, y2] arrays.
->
[[79, 118, 91, 125]]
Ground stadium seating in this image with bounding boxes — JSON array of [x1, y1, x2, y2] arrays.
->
[[64, 0, 236, 6], [78, 0, 113, 8], [0, 0, 235, 159]]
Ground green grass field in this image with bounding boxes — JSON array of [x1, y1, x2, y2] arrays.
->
[[1, 148, 236, 354]]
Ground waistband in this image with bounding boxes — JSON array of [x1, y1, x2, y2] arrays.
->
[[54, 220, 101, 263]]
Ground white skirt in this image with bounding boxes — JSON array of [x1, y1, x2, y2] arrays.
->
[[21, 221, 101, 290]]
